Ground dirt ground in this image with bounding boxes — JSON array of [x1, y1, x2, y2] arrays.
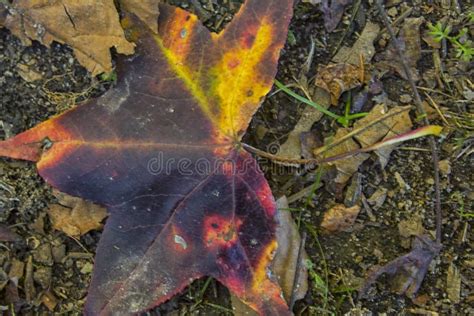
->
[[0, 0, 473, 315]]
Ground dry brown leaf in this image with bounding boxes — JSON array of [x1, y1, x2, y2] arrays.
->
[[232, 196, 309, 314], [315, 63, 364, 105], [278, 88, 331, 160], [321, 203, 360, 233], [353, 104, 412, 169], [317, 104, 412, 190], [121, 0, 160, 33], [383, 17, 424, 81], [323, 128, 370, 187], [4, 0, 135, 76], [47, 191, 107, 237], [333, 21, 380, 65]]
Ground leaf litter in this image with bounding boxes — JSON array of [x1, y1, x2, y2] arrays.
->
[[0, 0, 472, 310], [1, 0, 160, 75], [0, 0, 296, 314]]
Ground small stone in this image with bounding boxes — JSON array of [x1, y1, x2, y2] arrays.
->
[[438, 160, 451, 176], [367, 188, 388, 210], [33, 243, 54, 266], [373, 248, 384, 261], [395, 172, 409, 191], [34, 266, 52, 289], [398, 215, 424, 238], [399, 94, 412, 104], [52, 244, 66, 263], [80, 262, 94, 275], [387, 7, 398, 17], [446, 263, 461, 303], [426, 178, 435, 185]]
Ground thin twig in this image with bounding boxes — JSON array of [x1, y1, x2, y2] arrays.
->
[[289, 232, 307, 310], [375, 0, 442, 244]]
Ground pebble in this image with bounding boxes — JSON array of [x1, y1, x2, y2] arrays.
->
[[52, 244, 66, 263], [399, 94, 413, 104], [438, 160, 451, 176], [34, 266, 52, 289], [33, 243, 54, 266]]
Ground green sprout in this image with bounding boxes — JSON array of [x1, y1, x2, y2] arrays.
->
[[428, 22, 473, 62], [274, 80, 368, 128]]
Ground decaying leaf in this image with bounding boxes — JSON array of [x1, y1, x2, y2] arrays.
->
[[278, 88, 331, 160], [0, 1, 295, 314], [232, 196, 309, 315], [315, 63, 365, 105], [333, 21, 380, 65], [382, 18, 424, 81], [353, 104, 413, 169], [320, 0, 351, 32], [3, 0, 135, 75], [321, 128, 370, 188], [359, 235, 441, 298], [47, 191, 108, 237], [273, 197, 309, 301], [317, 104, 413, 189], [321, 203, 361, 233]]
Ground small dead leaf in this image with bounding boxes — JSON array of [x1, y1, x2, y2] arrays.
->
[[320, 0, 351, 32], [273, 197, 309, 300], [4, 0, 135, 75], [8, 259, 25, 281], [321, 203, 361, 233], [359, 235, 441, 298], [41, 290, 59, 311], [333, 21, 380, 65], [367, 188, 387, 210], [398, 215, 425, 238], [382, 18, 424, 81], [446, 263, 461, 303], [354, 104, 413, 169], [47, 191, 107, 237], [232, 196, 309, 315], [315, 63, 364, 105], [278, 87, 331, 160], [322, 128, 370, 187], [121, 0, 160, 33]]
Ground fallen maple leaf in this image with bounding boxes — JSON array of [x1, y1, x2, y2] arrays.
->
[[0, 1, 295, 315]]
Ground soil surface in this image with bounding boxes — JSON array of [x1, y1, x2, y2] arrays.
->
[[1, 0, 473, 315]]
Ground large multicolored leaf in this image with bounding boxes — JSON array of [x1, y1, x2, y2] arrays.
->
[[0, 0, 294, 315]]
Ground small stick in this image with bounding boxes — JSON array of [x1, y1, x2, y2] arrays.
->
[[375, 0, 442, 244], [289, 231, 307, 311]]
